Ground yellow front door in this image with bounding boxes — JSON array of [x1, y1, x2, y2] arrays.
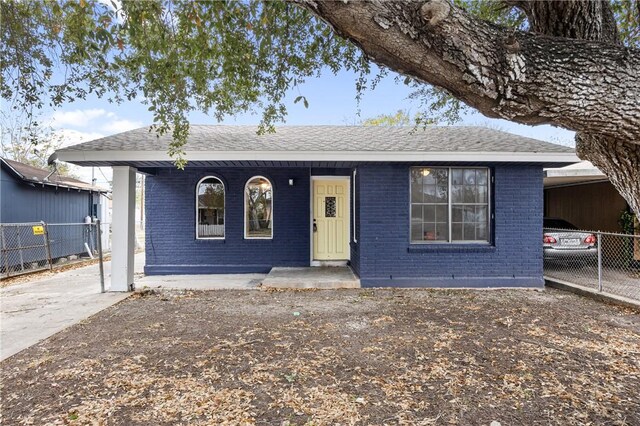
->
[[313, 179, 349, 260]]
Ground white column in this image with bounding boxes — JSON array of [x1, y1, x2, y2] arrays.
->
[[111, 166, 137, 291]]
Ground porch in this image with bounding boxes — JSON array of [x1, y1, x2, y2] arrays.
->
[[134, 264, 360, 290], [261, 266, 360, 289]]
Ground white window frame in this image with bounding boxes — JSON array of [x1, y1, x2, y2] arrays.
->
[[410, 166, 491, 244], [196, 176, 225, 240], [244, 175, 274, 240]]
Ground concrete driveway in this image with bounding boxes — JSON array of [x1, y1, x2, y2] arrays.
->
[[0, 253, 144, 361]]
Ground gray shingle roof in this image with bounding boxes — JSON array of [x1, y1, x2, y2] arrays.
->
[[58, 125, 573, 153]]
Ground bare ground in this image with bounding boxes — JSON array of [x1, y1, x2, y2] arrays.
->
[[1, 288, 639, 425]]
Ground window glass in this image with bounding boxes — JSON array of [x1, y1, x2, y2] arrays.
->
[[451, 168, 490, 242], [411, 167, 490, 243], [410, 168, 449, 242], [245, 177, 273, 238], [197, 177, 225, 238]]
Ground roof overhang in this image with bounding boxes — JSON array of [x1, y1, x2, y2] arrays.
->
[[543, 167, 608, 188], [54, 149, 580, 166]]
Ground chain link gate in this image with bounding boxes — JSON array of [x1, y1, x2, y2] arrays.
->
[[0, 221, 107, 291], [544, 228, 640, 302]]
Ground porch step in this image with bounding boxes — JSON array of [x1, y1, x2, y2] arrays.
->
[[261, 267, 360, 289]]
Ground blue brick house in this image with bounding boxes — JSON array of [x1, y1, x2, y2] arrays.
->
[[53, 126, 577, 291]]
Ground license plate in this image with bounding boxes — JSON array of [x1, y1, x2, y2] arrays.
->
[[561, 238, 580, 246]]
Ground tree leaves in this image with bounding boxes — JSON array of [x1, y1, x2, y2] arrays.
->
[[1, 0, 364, 165], [293, 95, 308, 109], [2, 0, 637, 167]]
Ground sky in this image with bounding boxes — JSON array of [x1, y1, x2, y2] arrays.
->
[[44, 66, 576, 188]]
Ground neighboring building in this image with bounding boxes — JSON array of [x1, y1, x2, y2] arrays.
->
[[544, 161, 630, 233], [1, 158, 110, 272], [0, 158, 108, 224], [52, 125, 577, 290]]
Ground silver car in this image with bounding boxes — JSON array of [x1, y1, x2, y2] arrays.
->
[[543, 218, 598, 260]]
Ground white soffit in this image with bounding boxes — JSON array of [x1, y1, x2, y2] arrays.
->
[[56, 149, 580, 164]]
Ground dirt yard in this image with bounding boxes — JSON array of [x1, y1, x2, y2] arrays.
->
[[1, 288, 639, 425]]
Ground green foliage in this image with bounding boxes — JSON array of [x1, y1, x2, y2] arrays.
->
[[611, 0, 640, 47], [454, 0, 528, 29], [620, 209, 638, 234], [1, 0, 364, 166], [361, 110, 412, 127], [1, 0, 638, 166]]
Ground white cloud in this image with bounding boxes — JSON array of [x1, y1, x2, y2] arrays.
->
[[55, 129, 105, 148], [100, 119, 143, 134], [51, 108, 111, 128], [50, 107, 142, 136]]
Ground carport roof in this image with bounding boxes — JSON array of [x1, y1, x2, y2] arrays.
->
[[544, 161, 608, 187], [52, 125, 578, 167]]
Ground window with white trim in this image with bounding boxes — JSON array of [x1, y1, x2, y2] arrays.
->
[[245, 176, 273, 239], [410, 167, 490, 243], [197, 177, 225, 238]]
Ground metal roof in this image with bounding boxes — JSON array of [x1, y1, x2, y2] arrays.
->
[[1, 158, 107, 192]]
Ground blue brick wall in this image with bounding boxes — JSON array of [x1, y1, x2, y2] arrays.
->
[[356, 164, 544, 288], [145, 167, 311, 274], [145, 163, 544, 287]]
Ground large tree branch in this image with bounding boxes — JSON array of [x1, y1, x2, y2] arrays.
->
[[296, 0, 640, 145], [508, 0, 621, 44]]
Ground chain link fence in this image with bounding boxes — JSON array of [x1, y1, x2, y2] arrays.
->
[[1, 222, 109, 286], [544, 228, 640, 302]]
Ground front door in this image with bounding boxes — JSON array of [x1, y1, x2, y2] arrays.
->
[[313, 179, 349, 260]]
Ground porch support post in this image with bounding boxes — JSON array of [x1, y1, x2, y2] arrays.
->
[[111, 166, 137, 291]]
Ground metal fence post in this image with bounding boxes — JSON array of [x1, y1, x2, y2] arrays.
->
[[597, 231, 603, 292], [1, 225, 9, 277], [43, 221, 53, 271], [96, 220, 105, 293], [16, 227, 25, 272]]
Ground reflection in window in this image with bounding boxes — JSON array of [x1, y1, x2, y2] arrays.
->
[[197, 177, 225, 238], [410, 167, 490, 243], [451, 168, 488, 242], [410, 168, 449, 242], [245, 176, 273, 238]]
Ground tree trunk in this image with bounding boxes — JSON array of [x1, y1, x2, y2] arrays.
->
[[295, 0, 640, 218], [510, 0, 621, 44], [576, 134, 640, 217]]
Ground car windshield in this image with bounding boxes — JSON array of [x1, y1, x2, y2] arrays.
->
[[543, 218, 578, 230]]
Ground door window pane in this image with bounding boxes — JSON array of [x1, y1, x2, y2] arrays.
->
[[325, 197, 336, 218]]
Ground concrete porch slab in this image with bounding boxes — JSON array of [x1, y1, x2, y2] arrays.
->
[[261, 267, 360, 289], [135, 274, 266, 291]]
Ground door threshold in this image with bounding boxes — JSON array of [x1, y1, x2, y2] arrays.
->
[[311, 260, 348, 267]]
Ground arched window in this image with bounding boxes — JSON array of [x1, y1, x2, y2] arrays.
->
[[196, 177, 225, 238], [245, 176, 273, 239]]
